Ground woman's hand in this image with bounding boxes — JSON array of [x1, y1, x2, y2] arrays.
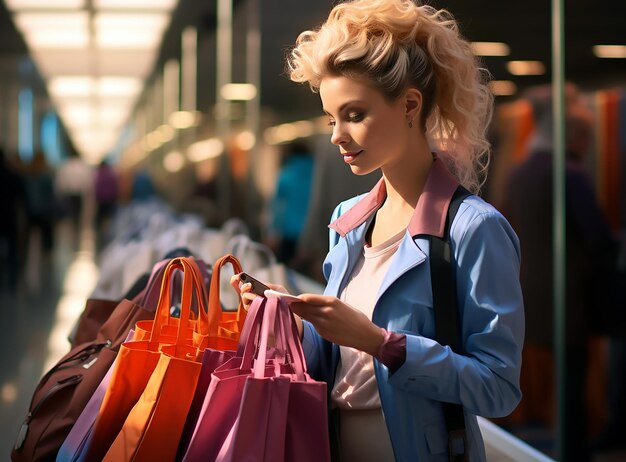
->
[[290, 294, 385, 356], [229, 274, 304, 337]]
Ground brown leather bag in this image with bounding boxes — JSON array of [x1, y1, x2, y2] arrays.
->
[[11, 298, 154, 462], [69, 298, 121, 348]]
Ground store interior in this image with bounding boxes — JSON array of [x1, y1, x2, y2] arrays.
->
[[0, 0, 625, 460]]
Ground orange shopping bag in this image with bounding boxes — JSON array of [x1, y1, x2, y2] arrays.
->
[[83, 257, 209, 462]]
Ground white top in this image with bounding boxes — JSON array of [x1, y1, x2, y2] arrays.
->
[[331, 227, 405, 462], [331, 228, 405, 409]]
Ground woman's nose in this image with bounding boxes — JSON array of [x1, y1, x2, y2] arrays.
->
[[330, 123, 349, 146]]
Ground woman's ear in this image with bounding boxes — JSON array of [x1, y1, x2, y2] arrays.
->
[[404, 88, 423, 123]]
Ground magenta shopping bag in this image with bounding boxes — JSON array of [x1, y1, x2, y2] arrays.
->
[[175, 348, 235, 461], [182, 296, 330, 462]]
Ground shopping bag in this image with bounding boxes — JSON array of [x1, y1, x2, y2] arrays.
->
[[132, 258, 213, 346], [83, 257, 209, 462], [56, 329, 135, 462], [10, 284, 161, 462], [68, 298, 119, 348], [102, 257, 211, 461], [175, 254, 249, 460], [183, 296, 330, 462]]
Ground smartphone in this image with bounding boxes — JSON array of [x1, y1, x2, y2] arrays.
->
[[239, 272, 271, 296]]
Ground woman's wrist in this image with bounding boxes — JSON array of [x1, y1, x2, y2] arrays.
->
[[374, 328, 407, 372]]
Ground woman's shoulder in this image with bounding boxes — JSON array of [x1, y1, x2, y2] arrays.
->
[[452, 194, 521, 255]]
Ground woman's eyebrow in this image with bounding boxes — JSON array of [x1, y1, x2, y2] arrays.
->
[[322, 100, 367, 116]]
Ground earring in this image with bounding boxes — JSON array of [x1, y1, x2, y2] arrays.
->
[[408, 118, 413, 129]]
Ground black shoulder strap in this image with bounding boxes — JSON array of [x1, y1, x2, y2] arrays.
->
[[429, 185, 471, 462]]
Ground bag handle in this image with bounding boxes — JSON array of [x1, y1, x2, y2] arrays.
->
[[239, 297, 306, 380], [208, 254, 246, 336], [148, 258, 209, 350], [275, 297, 307, 379], [141, 258, 211, 315], [140, 259, 171, 310]]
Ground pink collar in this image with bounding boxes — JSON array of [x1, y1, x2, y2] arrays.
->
[[328, 157, 460, 238]]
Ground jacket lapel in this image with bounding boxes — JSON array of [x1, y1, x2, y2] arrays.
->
[[323, 215, 374, 297], [377, 234, 427, 300]]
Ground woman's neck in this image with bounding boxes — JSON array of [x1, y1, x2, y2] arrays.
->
[[381, 142, 433, 213]]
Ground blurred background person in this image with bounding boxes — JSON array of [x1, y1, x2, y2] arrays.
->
[[23, 149, 57, 259], [93, 159, 119, 250], [0, 146, 26, 291], [502, 83, 620, 461], [130, 168, 156, 202], [266, 141, 314, 264], [54, 148, 93, 237]]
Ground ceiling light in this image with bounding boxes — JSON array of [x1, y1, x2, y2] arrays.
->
[[96, 29, 162, 49], [95, 13, 168, 49], [58, 101, 131, 129], [489, 80, 517, 96], [156, 124, 176, 143], [187, 138, 224, 162], [95, 13, 168, 31], [164, 150, 185, 172], [14, 12, 89, 48], [593, 45, 626, 58], [506, 60, 546, 76], [265, 120, 315, 145], [94, 0, 177, 9], [24, 31, 89, 49], [235, 131, 256, 150], [470, 42, 510, 57], [48, 76, 94, 98], [144, 132, 164, 151], [97, 77, 142, 98], [5, 0, 84, 9], [14, 12, 88, 31], [220, 83, 257, 101], [169, 111, 200, 129]]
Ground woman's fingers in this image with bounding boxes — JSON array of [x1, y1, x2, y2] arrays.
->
[[266, 282, 288, 293], [229, 274, 241, 292], [230, 273, 256, 310]]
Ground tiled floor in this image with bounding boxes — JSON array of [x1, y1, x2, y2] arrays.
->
[[1, 218, 625, 461]]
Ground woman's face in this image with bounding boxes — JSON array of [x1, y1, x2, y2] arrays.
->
[[319, 75, 409, 176]]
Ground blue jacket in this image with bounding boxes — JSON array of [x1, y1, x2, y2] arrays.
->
[[301, 159, 524, 461]]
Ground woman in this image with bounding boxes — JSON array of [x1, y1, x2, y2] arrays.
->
[[234, 1, 524, 460]]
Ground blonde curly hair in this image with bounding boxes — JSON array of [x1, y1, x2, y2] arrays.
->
[[286, 0, 493, 193]]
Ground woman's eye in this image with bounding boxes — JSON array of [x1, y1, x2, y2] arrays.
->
[[327, 119, 336, 127], [348, 112, 364, 122]]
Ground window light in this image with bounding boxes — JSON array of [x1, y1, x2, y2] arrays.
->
[[489, 80, 517, 96], [506, 61, 546, 76], [220, 83, 258, 101], [470, 42, 510, 57], [593, 45, 626, 58]]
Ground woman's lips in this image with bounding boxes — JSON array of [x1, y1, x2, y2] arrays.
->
[[342, 150, 363, 164]]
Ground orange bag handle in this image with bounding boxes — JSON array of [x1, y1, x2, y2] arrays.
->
[[148, 258, 209, 350], [207, 254, 246, 336]]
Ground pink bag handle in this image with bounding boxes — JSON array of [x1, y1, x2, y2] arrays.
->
[[275, 298, 307, 379], [253, 298, 278, 378], [239, 297, 306, 380]]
